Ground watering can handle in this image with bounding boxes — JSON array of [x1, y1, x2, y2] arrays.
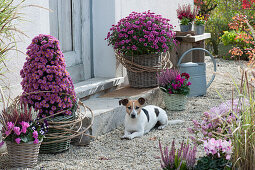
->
[[177, 48, 217, 89]]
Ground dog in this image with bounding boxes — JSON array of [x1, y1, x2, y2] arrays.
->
[[119, 97, 168, 139]]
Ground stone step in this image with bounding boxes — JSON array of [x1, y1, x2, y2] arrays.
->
[[74, 77, 124, 100]]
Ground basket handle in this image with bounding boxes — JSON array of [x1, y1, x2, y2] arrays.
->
[[177, 48, 217, 89]]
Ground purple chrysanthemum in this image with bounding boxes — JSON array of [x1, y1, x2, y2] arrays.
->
[[20, 34, 76, 117]]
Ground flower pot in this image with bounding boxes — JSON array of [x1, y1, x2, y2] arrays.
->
[[194, 25, 205, 35], [163, 93, 187, 111], [180, 24, 192, 32], [6, 141, 41, 168], [125, 53, 161, 88]]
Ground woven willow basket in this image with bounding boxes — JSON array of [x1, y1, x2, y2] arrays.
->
[[6, 141, 41, 168], [163, 93, 187, 111], [125, 53, 161, 88], [39, 113, 74, 154]]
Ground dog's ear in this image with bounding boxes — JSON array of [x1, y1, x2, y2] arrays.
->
[[138, 97, 145, 105], [119, 99, 129, 106]]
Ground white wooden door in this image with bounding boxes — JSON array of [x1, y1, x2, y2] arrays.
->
[[49, 0, 92, 83]]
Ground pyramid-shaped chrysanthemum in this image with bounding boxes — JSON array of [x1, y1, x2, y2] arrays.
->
[[20, 34, 76, 117]]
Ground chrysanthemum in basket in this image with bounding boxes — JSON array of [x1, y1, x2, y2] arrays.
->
[[20, 34, 77, 118], [105, 11, 176, 88], [105, 10, 176, 55], [157, 69, 191, 111]]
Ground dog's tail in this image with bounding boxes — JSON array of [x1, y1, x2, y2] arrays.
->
[[167, 119, 185, 125]]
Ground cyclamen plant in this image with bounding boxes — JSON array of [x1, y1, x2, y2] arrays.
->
[[20, 34, 76, 117], [105, 10, 176, 55], [195, 138, 232, 170], [203, 138, 232, 160], [157, 69, 191, 95], [4, 121, 44, 144]]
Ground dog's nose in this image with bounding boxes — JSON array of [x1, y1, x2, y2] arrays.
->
[[131, 114, 136, 118]]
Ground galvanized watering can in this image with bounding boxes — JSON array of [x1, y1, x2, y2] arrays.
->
[[177, 48, 217, 97]]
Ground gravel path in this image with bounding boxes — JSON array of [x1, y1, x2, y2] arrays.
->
[[0, 57, 247, 169]]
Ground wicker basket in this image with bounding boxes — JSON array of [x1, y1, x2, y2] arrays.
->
[[125, 53, 161, 88], [6, 141, 41, 168], [39, 114, 74, 154], [163, 93, 187, 111]]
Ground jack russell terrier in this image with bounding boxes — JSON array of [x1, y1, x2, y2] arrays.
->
[[119, 97, 168, 139]]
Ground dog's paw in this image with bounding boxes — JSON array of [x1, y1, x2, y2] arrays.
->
[[121, 135, 132, 140], [158, 125, 166, 130]]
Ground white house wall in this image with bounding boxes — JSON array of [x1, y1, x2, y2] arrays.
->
[[2, 0, 50, 98]]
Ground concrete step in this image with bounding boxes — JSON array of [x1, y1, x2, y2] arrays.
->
[[74, 77, 124, 100], [80, 86, 164, 137]]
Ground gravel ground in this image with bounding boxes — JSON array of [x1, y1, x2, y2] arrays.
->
[[0, 57, 247, 169]]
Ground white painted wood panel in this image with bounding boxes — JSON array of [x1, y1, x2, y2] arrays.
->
[[81, 0, 92, 80], [58, 0, 73, 52], [49, 0, 92, 83]]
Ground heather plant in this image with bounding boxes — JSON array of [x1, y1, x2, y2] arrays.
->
[[105, 10, 176, 55], [20, 34, 76, 118], [159, 140, 197, 170], [157, 69, 191, 95], [177, 4, 198, 25]]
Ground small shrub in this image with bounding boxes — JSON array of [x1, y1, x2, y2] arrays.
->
[[159, 140, 197, 170], [195, 156, 232, 170]]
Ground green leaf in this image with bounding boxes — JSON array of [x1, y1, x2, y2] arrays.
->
[[20, 136, 28, 143]]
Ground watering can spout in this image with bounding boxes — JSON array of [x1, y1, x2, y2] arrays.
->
[[177, 48, 217, 97]]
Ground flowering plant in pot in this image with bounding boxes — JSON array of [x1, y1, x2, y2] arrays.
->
[[159, 140, 197, 170], [20, 34, 77, 153], [194, 15, 206, 35], [0, 97, 47, 168], [195, 138, 232, 170], [157, 69, 191, 111], [177, 4, 198, 32], [105, 10, 176, 88]]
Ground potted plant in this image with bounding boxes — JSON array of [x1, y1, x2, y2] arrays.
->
[[177, 4, 198, 32], [20, 34, 77, 153], [105, 10, 176, 88], [194, 15, 206, 35], [159, 140, 197, 170], [0, 97, 46, 168], [195, 138, 232, 169], [157, 69, 191, 111]]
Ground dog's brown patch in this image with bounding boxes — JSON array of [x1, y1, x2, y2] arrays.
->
[[125, 100, 143, 115]]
